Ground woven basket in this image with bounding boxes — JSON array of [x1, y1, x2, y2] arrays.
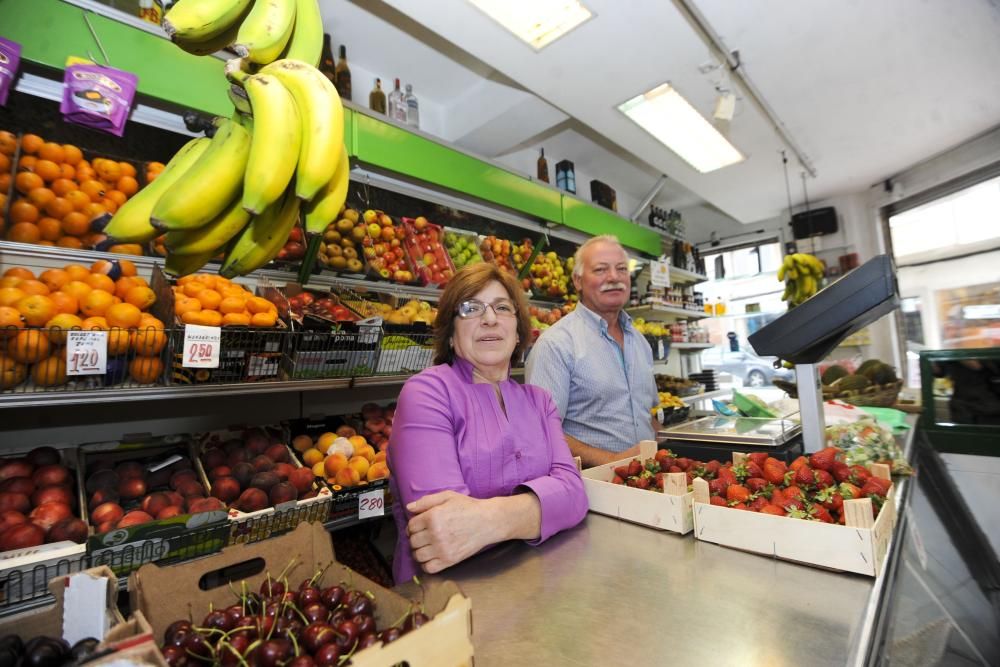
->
[[774, 379, 903, 407]]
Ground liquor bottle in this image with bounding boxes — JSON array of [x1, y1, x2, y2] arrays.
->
[[318, 34, 336, 84], [334, 45, 352, 101], [368, 78, 386, 114], [403, 84, 419, 128], [388, 78, 407, 123], [537, 148, 549, 183]]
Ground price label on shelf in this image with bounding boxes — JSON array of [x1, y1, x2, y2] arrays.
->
[[66, 330, 107, 375], [358, 488, 385, 520], [182, 324, 221, 368], [650, 260, 671, 288]]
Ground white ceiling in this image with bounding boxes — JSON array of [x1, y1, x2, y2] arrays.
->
[[332, 0, 1000, 235]]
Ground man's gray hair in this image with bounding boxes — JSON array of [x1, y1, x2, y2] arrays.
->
[[572, 234, 626, 279]]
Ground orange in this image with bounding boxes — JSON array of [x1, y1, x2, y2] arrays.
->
[[17, 280, 50, 297], [81, 233, 105, 250], [0, 153, 7, 172], [16, 294, 56, 327], [74, 163, 95, 182], [105, 302, 142, 329], [147, 161, 165, 173], [65, 189, 91, 212], [62, 144, 83, 166], [79, 289, 114, 317], [61, 212, 90, 237], [107, 327, 131, 356], [0, 131, 16, 155], [180, 310, 203, 325], [131, 327, 167, 356], [81, 316, 108, 331], [9, 200, 39, 224], [85, 273, 115, 294], [3, 268, 34, 281], [218, 296, 247, 314], [37, 142, 65, 164], [99, 198, 118, 214], [124, 285, 156, 311], [16, 155, 36, 172], [37, 241, 55, 247], [0, 287, 26, 308], [55, 236, 83, 249], [0, 354, 27, 389], [36, 217, 62, 242], [0, 173, 10, 194], [14, 171, 43, 195], [33, 159, 60, 183], [59, 163, 75, 181], [9, 329, 51, 363], [50, 178, 78, 197], [44, 313, 83, 344], [129, 356, 163, 384], [246, 296, 275, 314], [48, 291, 78, 315], [82, 202, 107, 221], [197, 310, 223, 327], [32, 355, 67, 387], [195, 289, 222, 311], [0, 277, 24, 288], [221, 311, 251, 327], [105, 190, 127, 207], [27, 187, 55, 209], [20, 134, 43, 155], [137, 315, 164, 331], [113, 276, 138, 298], [0, 306, 24, 337], [38, 269, 70, 292], [44, 197, 73, 220], [108, 243, 143, 255], [174, 296, 201, 317], [94, 160, 121, 182], [63, 264, 91, 282], [250, 311, 277, 327], [182, 281, 207, 298], [60, 280, 92, 302], [118, 161, 137, 178], [118, 259, 137, 277], [116, 176, 138, 196], [79, 179, 106, 202]]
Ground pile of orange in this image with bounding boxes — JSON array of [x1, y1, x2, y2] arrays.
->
[[172, 274, 279, 328], [0, 261, 166, 389], [145, 161, 165, 183], [0, 130, 14, 238], [4, 132, 144, 253]]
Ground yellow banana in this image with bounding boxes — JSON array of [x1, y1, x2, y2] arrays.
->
[[101, 137, 210, 243], [234, 0, 297, 65], [242, 74, 301, 214], [163, 0, 253, 43], [152, 118, 252, 232], [171, 11, 246, 56], [165, 195, 252, 256], [164, 246, 219, 278], [283, 0, 323, 67], [261, 59, 343, 201], [228, 84, 252, 115], [220, 189, 302, 278], [303, 144, 349, 234]]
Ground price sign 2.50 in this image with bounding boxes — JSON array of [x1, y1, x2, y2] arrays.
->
[[182, 324, 221, 369]]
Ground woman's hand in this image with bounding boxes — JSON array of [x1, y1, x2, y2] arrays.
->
[[406, 491, 496, 574]]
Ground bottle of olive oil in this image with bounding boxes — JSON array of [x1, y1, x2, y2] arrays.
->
[[369, 78, 387, 114], [334, 45, 352, 101], [318, 34, 336, 85]]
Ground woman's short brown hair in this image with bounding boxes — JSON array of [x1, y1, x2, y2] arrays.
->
[[432, 263, 532, 366]]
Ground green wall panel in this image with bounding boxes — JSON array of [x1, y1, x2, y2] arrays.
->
[[355, 114, 562, 223], [1, 0, 230, 115], [561, 196, 662, 255], [343, 108, 354, 156]]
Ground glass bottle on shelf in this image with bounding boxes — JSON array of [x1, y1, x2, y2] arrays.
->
[[714, 298, 727, 317], [319, 34, 336, 84], [334, 45, 352, 101], [368, 78, 386, 114], [537, 148, 549, 183], [388, 78, 407, 123], [404, 84, 419, 128]]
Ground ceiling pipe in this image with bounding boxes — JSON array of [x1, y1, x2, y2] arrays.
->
[[629, 174, 670, 221], [672, 0, 818, 178]]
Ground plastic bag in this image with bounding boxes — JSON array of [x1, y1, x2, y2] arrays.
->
[[825, 418, 913, 475], [60, 63, 138, 137], [0, 37, 21, 106]]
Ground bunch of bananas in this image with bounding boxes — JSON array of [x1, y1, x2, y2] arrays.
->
[[778, 253, 825, 307], [101, 0, 350, 278]]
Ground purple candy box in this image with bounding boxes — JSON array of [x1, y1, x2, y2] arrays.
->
[[60, 63, 138, 137]]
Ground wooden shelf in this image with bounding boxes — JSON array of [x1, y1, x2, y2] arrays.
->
[[627, 304, 709, 320], [671, 342, 714, 351]]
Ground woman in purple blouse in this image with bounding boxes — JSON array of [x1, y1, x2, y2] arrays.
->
[[387, 263, 588, 582]]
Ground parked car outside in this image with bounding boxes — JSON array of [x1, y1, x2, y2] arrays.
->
[[700, 347, 795, 387]]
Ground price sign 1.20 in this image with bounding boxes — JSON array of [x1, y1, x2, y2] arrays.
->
[[182, 324, 221, 369], [66, 330, 108, 376]]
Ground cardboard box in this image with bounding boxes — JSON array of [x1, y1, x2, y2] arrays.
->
[[130, 522, 473, 667], [691, 459, 897, 576], [581, 440, 693, 535]]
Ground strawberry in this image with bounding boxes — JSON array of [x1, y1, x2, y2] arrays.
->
[[716, 467, 737, 486], [675, 457, 692, 471], [644, 458, 661, 474], [748, 496, 769, 512], [810, 505, 835, 523], [709, 495, 728, 507], [732, 463, 749, 482], [867, 476, 892, 494], [814, 470, 835, 488], [745, 478, 771, 495], [862, 479, 889, 498], [636, 476, 651, 490], [760, 504, 787, 517], [809, 446, 841, 471], [704, 460, 721, 476], [784, 486, 805, 501], [831, 461, 851, 483], [783, 497, 805, 512], [708, 478, 728, 496], [655, 472, 665, 490], [789, 456, 810, 472], [726, 484, 751, 504], [625, 477, 640, 488], [847, 465, 871, 486], [745, 461, 764, 479], [611, 475, 625, 485], [668, 465, 683, 474], [794, 466, 817, 488], [748, 452, 769, 467], [627, 459, 643, 477], [770, 487, 786, 507], [613, 465, 629, 479], [762, 459, 787, 485], [654, 449, 675, 468], [838, 482, 862, 499], [814, 486, 843, 512], [685, 471, 694, 485]]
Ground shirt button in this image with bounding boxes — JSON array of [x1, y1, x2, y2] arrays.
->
[[515, 451, 522, 460]]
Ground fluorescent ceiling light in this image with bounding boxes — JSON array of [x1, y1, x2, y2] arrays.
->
[[469, 0, 593, 50], [618, 83, 745, 173]]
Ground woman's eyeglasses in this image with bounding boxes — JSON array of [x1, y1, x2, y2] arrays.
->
[[456, 299, 517, 319]]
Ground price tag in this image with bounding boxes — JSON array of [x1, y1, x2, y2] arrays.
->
[[358, 488, 385, 520], [66, 330, 107, 375], [650, 260, 671, 288], [182, 324, 221, 368]]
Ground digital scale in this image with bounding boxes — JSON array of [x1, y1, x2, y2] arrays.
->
[[659, 255, 900, 458]]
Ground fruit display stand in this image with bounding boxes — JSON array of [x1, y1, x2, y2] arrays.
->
[[581, 440, 694, 534], [692, 458, 896, 576], [130, 522, 474, 667], [400, 217, 456, 288]]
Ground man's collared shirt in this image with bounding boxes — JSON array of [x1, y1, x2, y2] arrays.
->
[[525, 302, 658, 453]]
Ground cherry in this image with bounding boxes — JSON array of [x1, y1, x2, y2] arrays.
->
[[163, 628, 192, 649], [183, 632, 212, 661], [319, 585, 344, 610], [329, 610, 348, 627], [403, 612, 429, 633], [302, 602, 329, 624], [219, 635, 250, 666], [163, 620, 193, 644], [333, 620, 358, 649], [312, 643, 342, 667], [202, 609, 232, 633], [301, 623, 336, 654], [288, 657, 316, 667], [298, 586, 321, 608], [357, 632, 378, 650], [250, 639, 291, 667], [260, 578, 285, 598], [347, 595, 374, 617], [352, 614, 375, 636], [224, 605, 245, 629], [379, 627, 401, 644], [160, 645, 189, 666]]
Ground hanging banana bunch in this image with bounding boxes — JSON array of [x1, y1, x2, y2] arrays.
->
[[778, 253, 826, 308], [101, 0, 351, 278]]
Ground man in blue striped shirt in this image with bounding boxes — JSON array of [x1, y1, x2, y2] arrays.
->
[[526, 235, 659, 467]]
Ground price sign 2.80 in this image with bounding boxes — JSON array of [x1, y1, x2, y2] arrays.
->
[[358, 488, 385, 519]]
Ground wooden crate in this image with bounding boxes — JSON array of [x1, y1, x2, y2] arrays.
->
[[692, 459, 896, 576], [581, 440, 694, 535]]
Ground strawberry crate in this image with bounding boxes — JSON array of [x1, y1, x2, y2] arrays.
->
[[691, 455, 897, 576], [581, 440, 694, 535], [400, 217, 456, 287]]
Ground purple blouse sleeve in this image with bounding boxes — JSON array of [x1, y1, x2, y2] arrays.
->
[[518, 390, 589, 544]]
